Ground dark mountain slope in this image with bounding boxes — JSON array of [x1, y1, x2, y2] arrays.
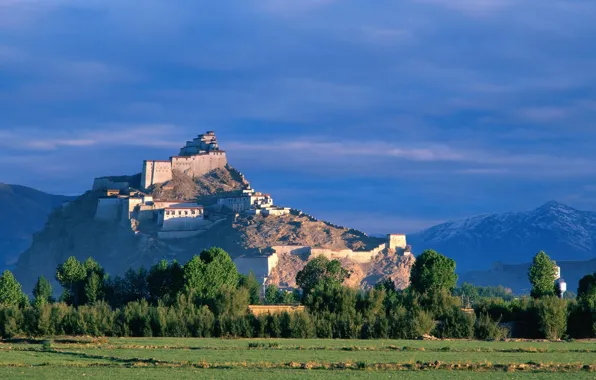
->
[[0, 184, 75, 269]]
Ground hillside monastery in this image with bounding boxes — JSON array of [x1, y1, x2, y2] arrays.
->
[[92, 131, 410, 286], [93, 131, 290, 239]]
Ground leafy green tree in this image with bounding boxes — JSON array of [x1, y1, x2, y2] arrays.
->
[[528, 251, 557, 299], [409, 249, 457, 294], [0, 270, 26, 307], [32, 276, 53, 306], [577, 272, 596, 305], [184, 247, 239, 300], [56, 257, 106, 305], [264, 284, 281, 305], [238, 271, 261, 304], [147, 259, 184, 303], [56, 256, 86, 305], [83, 258, 106, 304], [296, 256, 350, 296]]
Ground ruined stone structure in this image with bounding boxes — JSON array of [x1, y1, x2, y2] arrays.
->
[[270, 234, 411, 265], [234, 253, 280, 284], [232, 235, 413, 285], [141, 131, 228, 189]]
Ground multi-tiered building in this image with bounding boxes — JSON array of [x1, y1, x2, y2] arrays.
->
[[141, 131, 228, 190]]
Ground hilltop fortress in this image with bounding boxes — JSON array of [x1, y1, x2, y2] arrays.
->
[[88, 131, 412, 287], [141, 131, 228, 190]]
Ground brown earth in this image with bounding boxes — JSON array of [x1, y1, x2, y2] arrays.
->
[[151, 165, 248, 200]]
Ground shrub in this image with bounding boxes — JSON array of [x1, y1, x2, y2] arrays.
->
[[434, 307, 475, 339], [475, 313, 508, 340], [536, 296, 568, 340]]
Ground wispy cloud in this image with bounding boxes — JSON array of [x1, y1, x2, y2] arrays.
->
[[0, 125, 183, 151], [413, 0, 513, 16]]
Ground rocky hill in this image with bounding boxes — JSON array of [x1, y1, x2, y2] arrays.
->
[[13, 166, 412, 294], [151, 165, 248, 200], [408, 201, 596, 273], [0, 184, 74, 270]]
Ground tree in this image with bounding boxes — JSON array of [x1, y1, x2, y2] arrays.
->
[[56, 256, 86, 305], [577, 272, 596, 304], [56, 257, 106, 306], [32, 276, 53, 306], [0, 270, 26, 307], [264, 284, 281, 305], [147, 259, 184, 303], [83, 258, 106, 304], [238, 271, 261, 304], [184, 247, 239, 300], [296, 256, 350, 296], [409, 249, 457, 294], [528, 251, 557, 299]]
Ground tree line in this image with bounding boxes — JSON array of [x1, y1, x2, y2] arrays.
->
[[0, 247, 595, 340]]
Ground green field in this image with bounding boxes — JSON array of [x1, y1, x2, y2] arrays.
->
[[1, 337, 596, 379]]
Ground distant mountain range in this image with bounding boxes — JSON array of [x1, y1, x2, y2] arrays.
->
[[408, 201, 596, 274], [0, 184, 74, 270]]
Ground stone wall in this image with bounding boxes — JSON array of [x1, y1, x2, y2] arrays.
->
[[388, 234, 407, 250], [95, 198, 122, 221], [234, 253, 279, 282], [162, 215, 207, 231], [141, 152, 227, 189], [141, 160, 173, 189], [122, 198, 144, 223], [171, 151, 228, 178], [310, 243, 387, 264]]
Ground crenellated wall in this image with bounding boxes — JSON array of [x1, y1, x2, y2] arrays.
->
[[310, 243, 387, 264]]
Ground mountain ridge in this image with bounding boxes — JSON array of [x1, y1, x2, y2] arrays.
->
[[408, 200, 596, 273], [0, 184, 75, 269]]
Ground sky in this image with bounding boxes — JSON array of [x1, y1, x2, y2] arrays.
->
[[1, 0, 596, 234]]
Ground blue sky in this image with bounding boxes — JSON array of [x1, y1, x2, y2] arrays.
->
[[1, 0, 596, 233]]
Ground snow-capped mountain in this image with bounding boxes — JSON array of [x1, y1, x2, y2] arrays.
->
[[408, 201, 596, 272]]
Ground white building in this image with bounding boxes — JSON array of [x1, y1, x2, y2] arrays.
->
[[160, 204, 205, 231], [218, 188, 274, 213]]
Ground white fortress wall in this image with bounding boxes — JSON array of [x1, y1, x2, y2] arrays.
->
[[234, 253, 279, 282], [388, 234, 407, 250], [121, 198, 144, 222], [142, 160, 173, 189], [162, 217, 208, 231], [309, 242, 388, 264], [95, 198, 122, 221], [192, 152, 227, 176]]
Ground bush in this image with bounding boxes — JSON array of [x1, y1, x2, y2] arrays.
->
[[475, 313, 508, 340], [536, 296, 568, 340], [434, 307, 475, 339]]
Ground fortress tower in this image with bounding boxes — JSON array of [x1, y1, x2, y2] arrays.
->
[[141, 131, 228, 189]]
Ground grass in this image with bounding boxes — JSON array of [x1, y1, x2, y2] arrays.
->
[[1, 337, 595, 379]]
